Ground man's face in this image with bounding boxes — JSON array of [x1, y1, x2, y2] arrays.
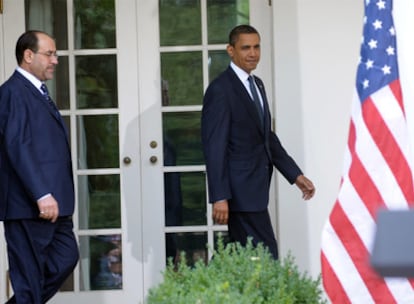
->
[[227, 33, 260, 74], [24, 33, 58, 81]]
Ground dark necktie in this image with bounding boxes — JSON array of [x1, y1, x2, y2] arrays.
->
[[40, 83, 60, 118], [248, 76, 264, 125]]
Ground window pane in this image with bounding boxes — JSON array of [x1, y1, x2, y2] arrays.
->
[[166, 232, 207, 266], [207, 0, 249, 44], [77, 115, 119, 169], [76, 55, 118, 109], [159, 0, 201, 46], [79, 235, 122, 291], [74, 0, 116, 49], [163, 112, 203, 165], [208, 50, 230, 83], [25, 0, 68, 49], [55, 56, 70, 110], [78, 174, 121, 229], [165, 172, 206, 227], [161, 52, 203, 106]]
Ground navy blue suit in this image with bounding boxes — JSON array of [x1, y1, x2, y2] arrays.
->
[[201, 66, 303, 257], [0, 71, 78, 303]]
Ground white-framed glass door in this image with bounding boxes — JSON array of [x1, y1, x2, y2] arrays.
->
[[0, 0, 273, 303]]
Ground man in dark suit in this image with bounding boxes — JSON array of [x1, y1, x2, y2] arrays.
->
[[0, 30, 78, 303], [201, 25, 315, 259]]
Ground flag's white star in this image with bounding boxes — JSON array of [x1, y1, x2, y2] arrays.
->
[[368, 39, 378, 49], [363, 79, 370, 89], [382, 65, 391, 75], [386, 46, 395, 55], [365, 59, 374, 69], [372, 19, 382, 30], [389, 26, 396, 36], [376, 0, 386, 10]]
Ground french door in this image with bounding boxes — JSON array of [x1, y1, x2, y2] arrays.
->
[[0, 0, 272, 303]]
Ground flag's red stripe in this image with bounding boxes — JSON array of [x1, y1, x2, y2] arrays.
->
[[330, 202, 396, 303], [348, 121, 385, 217], [321, 251, 351, 304], [362, 97, 414, 203], [389, 79, 405, 115]]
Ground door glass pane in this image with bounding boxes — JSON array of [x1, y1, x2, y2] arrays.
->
[[77, 115, 119, 169], [79, 235, 122, 291], [165, 172, 207, 227], [76, 55, 118, 109], [78, 174, 121, 229], [74, 0, 116, 49], [161, 52, 203, 106], [55, 56, 70, 110], [25, 0, 68, 49], [166, 232, 207, 266], [208, 50, 230, 83], [163, 112, 203, 166], [159, 0, 201, 46], [207, 0, 249, 44]]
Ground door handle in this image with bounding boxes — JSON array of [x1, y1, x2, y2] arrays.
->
[[149, 156, 157, 164], [123, 156, 131, 164]]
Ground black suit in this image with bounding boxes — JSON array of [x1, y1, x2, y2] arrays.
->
[[201, 66, 303, 258], [0, 71, 78, 303]]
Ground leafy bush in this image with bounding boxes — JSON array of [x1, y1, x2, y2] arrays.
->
[[147, 237, 326, 304]]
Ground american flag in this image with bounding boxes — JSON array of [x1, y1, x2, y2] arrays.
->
[[321, 0, 414, 303]]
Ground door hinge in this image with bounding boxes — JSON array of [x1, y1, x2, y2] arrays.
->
[[0, 0, 3, 14], [268, 0, 272, 6]]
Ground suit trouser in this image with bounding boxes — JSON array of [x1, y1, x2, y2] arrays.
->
[[4, 217, 79, 304], [228, 210, 279, 259]]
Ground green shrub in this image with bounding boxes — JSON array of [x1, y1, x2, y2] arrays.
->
[[147, 236, 326, 304]]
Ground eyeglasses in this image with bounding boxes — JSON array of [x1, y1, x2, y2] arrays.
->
[[35, 51, 59, 59]]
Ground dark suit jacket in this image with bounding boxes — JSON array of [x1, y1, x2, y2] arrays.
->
[[0, 71, 74, 220], [201, 66, 302, 212]]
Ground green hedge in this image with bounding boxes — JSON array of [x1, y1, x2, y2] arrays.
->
[[147, 237, 326, 304]]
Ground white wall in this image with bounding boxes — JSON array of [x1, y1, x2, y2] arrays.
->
[[272, 0, 362, 274], [272, 0, 414, 285]]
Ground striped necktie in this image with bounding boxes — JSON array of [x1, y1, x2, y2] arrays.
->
[[248, 76, 264, 125], [40, 83, 60, 118]]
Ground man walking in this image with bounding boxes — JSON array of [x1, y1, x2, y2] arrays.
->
[[0, 30, 78, 303]]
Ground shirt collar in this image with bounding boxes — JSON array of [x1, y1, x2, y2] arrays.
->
[[16, 67, 43, 91], [230, 61, 253, 83]]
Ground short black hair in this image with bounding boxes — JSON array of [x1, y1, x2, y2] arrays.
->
[[15, 30, 51, 65], [228, 24, 260, 46]]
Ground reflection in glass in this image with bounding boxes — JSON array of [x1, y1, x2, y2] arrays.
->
[[25, 0, 68, 49], [159, 0, 201, 46], [74, 0, 116, 49], [55, 56, 70, 110], [76, 55, 118, 109], [77, 115, 119, 169], [161, 52, 203, 106], [207, 0, 249, 44], [59, 273, 74, 292], [78, 175, 121, 229], [163, 112, 203, 165], [79, 235, 122, 291], [165, 172, 206, 227], [208, 51, 230, 83], [166, 232, 207, 266]]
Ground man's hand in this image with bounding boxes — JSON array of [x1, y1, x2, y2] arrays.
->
[[295, 175, 315, 200], [37, 195, 59, 223], [213, 200, 229, 225]]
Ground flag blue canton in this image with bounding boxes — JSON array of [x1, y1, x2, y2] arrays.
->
[[356, 0, 398, 102]]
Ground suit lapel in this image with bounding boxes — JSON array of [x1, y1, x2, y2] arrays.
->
[[14, 72, 70, 146], [226, 68, 264, 134]]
